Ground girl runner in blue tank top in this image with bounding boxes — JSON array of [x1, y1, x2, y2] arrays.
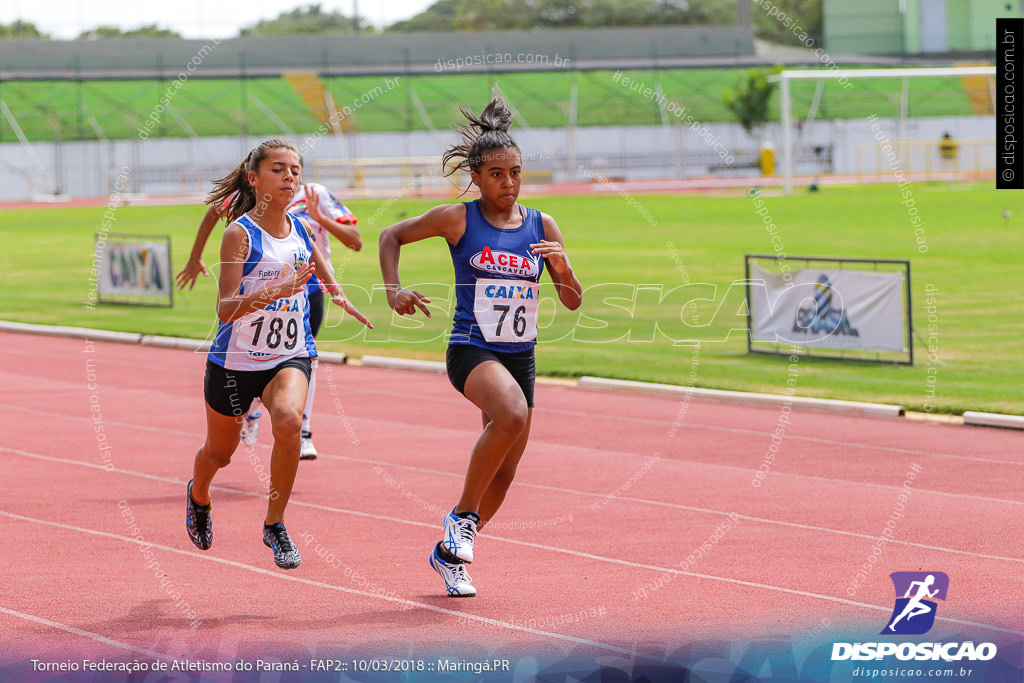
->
[[184, 138, 371, 571], [379, 97, 583, 597]]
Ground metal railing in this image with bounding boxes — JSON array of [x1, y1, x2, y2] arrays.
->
[[855, 138, 995, 181]]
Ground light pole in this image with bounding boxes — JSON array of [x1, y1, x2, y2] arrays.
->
[[899, 0, 907, 59]]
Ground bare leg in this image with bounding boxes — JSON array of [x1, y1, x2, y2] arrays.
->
[[191, 404, 244, 505], [454, 361, 529, 514], [260, 367, 309, 525], [477, 409, 532, 530]]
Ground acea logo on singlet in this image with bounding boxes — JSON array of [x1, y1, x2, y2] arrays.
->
[[471, 246, 539, 278]]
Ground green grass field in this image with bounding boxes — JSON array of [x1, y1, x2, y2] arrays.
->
[[1, 181, 1018, 415], [1, 67, 980, 141]]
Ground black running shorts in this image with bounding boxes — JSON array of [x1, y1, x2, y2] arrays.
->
[[445, 343, 536, 408], [204, 357, 312, 417]]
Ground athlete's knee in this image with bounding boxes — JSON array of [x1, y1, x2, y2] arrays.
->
[[270, 407, 303, 437], [202, 444, 234, 469], [492, 400, 528, 436]]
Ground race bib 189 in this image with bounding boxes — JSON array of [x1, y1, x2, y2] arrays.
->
[[473, 278, 541, 343], [236, 297, 304, 358]]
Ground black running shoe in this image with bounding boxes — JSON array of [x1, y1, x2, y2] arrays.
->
[[185, 479, 212, 550], [263, 522, 301, 569]]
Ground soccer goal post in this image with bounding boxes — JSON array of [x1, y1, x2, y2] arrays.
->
[[772, 66, 996, 194]]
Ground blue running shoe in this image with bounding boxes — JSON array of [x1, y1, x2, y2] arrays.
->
[[430, 544, 476, 597], [441, 508, 478, 563]]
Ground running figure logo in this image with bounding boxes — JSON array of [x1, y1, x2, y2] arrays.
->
[[881, 572, 949, 635], [792, 275, 859, 337]]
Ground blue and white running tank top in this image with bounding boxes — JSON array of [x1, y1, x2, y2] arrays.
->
[[208, 213, 318, 370], [448, 200, 545, 353], [286, 182, 357, 293]]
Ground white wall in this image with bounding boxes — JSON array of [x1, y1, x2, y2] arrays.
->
[[0, 115, 995, 202]]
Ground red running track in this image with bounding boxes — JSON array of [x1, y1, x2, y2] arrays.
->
[[0, 330, 1021, 666]]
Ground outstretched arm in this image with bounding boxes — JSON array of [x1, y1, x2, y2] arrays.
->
[[301, 218, 372, 330], [534, 213, 582, 311], [176, 204, 224, 290], [378, 203, 466, 317], [304, 184, 362, 251]]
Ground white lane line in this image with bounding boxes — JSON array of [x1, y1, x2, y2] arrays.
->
[[0, 606, 178, 662], [2, 403, 1020, 506], [314, 381, 1024, 467], [3, 445, 1022, 565], [1, 452, 1020, 637], [543, 406, 1024, 467], [5, 360, 1021, 468], [0, 511, 636, 656]]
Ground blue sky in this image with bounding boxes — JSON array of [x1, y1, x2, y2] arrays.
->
[[2, 0, 437, 38]]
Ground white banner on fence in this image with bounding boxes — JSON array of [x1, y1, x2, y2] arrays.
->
[[750, 265, 905, 352], [98, 238, 172, 298]]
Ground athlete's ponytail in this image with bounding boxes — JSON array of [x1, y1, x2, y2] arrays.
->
[[442, 96, 519, 181], [207, 137, 302, 222]]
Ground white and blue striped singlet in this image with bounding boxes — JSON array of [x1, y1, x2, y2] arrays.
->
[[208, 213, 318, 371]]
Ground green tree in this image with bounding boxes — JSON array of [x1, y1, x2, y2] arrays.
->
[[0, 20, 48, 39], [752, 0, 822, 46], [388, 0, 461, 31], [240, 4, 369, 36], [687, 0, 737, 24], [453, 0, 533, 31], [722, 67, 779, 138], [388, 0, 733, 32], [78, 25, 182, 39]]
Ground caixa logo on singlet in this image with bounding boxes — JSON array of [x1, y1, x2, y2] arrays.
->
[[471, 246, 539, 278]]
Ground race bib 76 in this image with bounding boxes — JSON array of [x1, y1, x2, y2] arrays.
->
[[473, 278, 541, 343]]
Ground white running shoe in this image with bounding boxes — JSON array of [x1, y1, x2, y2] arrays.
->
[[240, 413, 260, 445], [441, 508, 479, 564], [300, 433, 318, 460], [429, 545, 476, 597]]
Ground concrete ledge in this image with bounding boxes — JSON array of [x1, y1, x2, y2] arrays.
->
[[578, 376, 905, 418], [10, 323, 1014, 425], [360, 355, 446, 374], [0, 324, 346, 365], [139, 335, 211, 353], [963, 411, 1024, 430], [0, 320, 142, 345]]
